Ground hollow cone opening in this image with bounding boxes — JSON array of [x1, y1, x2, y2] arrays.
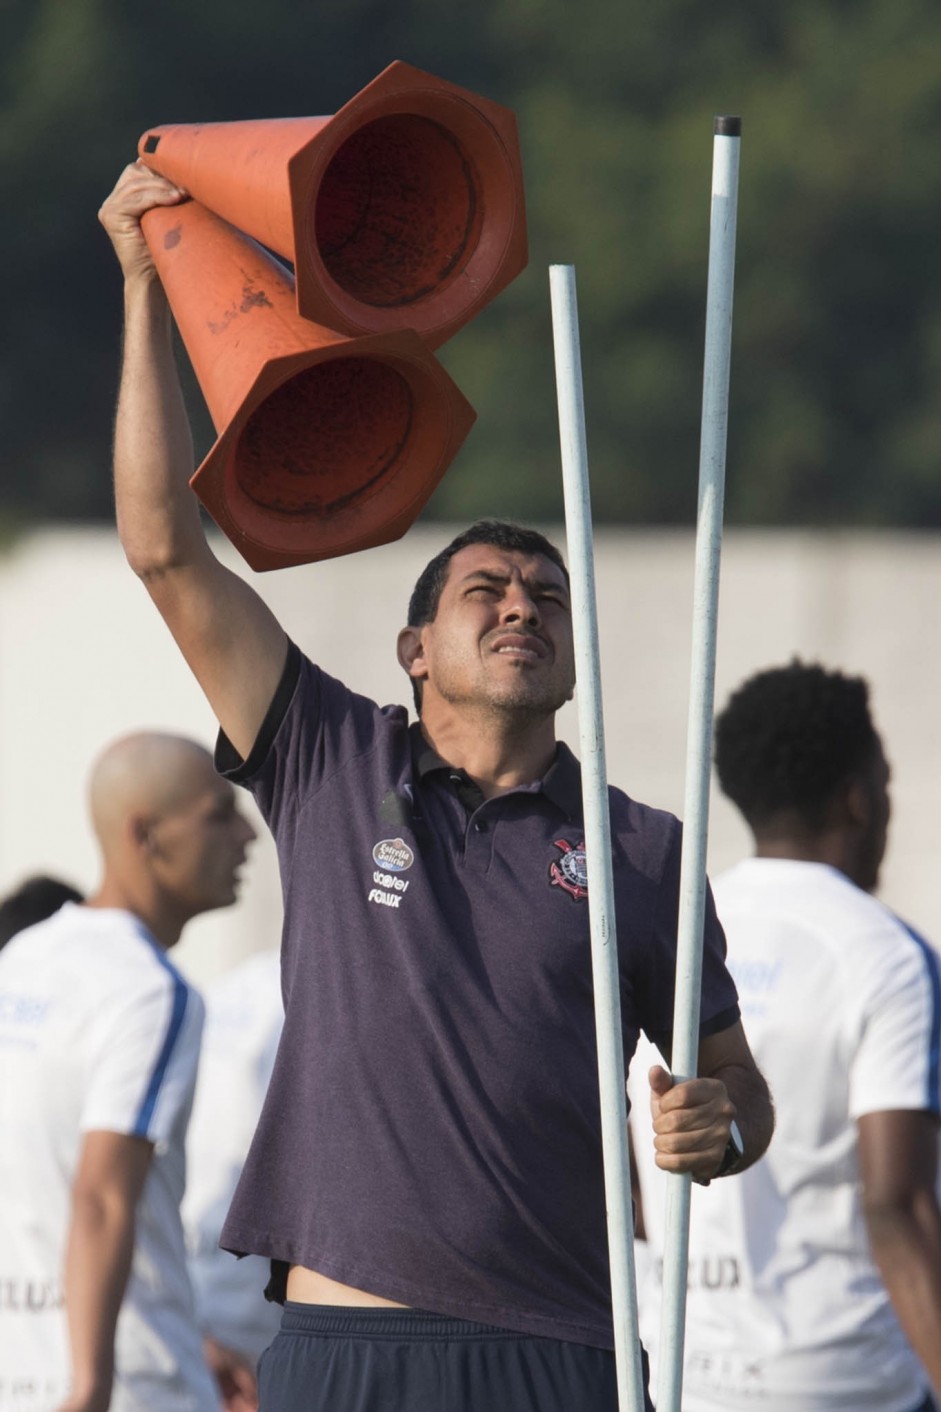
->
[[234, 359, 414, 516], [314, 115, 481, 308]]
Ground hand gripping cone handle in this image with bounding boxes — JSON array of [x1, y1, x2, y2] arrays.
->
[[139, 61, 527, 349], [141, 199, 476, 570]]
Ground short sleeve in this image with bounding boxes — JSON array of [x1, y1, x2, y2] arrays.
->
[[80, 971, 204, 1145], [849, 925, 941, 1119], [215, 641, 408, 842]]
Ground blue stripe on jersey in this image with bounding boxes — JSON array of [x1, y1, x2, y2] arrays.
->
[[899, 919, 941, 1114], [131, 934, 190, 1138]]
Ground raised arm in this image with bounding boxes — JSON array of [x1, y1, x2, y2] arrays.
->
[[99, 164, 287, 760], [56, 1131, 154, 1412], [859, 1108, 941, 1399]]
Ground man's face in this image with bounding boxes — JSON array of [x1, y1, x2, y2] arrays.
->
[[409, 543, 576, 720], [856, 737, 891, 893], [148, 765, 256, 917]]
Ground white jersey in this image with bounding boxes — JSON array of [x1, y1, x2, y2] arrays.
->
[[0, 904, 218, 1412], [182, 949, 283, 1363], [632, 859, 941, 1412]]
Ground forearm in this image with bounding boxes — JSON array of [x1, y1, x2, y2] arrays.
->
[[866, 1191, 941, 1396], [114, 272, 208, 581], [100, 164, 293, 755], [712, 1057, 774, 1173], [62, 1189, 137, 1408]]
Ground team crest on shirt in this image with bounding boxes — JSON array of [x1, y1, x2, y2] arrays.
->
[[549, 838, 589, 901], [367, 838, 414, 911]]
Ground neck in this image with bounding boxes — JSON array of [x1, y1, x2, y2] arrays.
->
[[753, 828, 868, 890], [86, 877, 184, 949], [418, 708, 558, 798]]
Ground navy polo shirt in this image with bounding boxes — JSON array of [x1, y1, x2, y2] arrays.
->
[[217, 642, 739, 1350]]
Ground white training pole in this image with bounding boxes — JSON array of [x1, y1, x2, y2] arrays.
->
[[656, 116, 742, 1412], [550, 263, 646, 1412]]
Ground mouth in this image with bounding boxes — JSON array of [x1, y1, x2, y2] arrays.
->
[[489, 633, 548, 662]]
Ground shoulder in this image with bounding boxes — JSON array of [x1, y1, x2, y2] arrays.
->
[[606, 784, 681, 876], [603, 788, 690, 964], [863, 906, 941, 999], [77, 913, 205, 1043], [717, 859, 938, 994], [91, 926, 206, 1070], [106, 910, 198, 988], [0, 916, 58, 977], [220, 640, 411, 788], [0, 904, 185, 1001], [714, 859, 881, 935]]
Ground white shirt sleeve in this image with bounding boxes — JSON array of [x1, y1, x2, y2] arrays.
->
[[80, 970, 204, 1145], [849, 920, 941, 1120]]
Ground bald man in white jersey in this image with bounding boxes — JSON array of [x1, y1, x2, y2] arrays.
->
[[0, 733, 256, 1412]]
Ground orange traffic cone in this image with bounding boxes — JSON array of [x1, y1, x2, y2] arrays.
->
[[141, 199, 475, 570], [138, 60, 527, 349]]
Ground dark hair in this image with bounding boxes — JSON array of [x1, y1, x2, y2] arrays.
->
[[714, 659, 879, 831], [0, 874, 84, 950], [404, 521, 569, 714]]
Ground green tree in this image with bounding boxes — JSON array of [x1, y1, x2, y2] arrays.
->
[[3, 0, 941, 531]]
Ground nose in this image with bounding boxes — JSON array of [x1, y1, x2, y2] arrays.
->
[[238, 812, 257, 846], [500, 579, 540, 627]]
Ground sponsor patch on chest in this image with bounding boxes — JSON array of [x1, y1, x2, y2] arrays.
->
[[367, 837, 414, 910]]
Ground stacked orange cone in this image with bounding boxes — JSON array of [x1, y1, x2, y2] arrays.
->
[[138, 61, 528, 570]]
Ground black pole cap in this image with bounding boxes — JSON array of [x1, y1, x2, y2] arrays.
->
[[714, 116, 742, 136]]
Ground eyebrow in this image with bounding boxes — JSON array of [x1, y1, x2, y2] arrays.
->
[[459, 569, 570, 598]]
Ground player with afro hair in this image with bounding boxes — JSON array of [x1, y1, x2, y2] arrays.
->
[[714, 659, 883, 837]]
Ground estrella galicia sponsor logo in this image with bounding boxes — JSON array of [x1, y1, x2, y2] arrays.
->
[[368, 838, 414, 911], [549, 838, 588, 901], [372, 838, 414, 872]]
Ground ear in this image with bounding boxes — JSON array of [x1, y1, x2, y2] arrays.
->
[[396, 625, 428, 683], [130, 814, 156, 856], [844, 776, 871, 829]]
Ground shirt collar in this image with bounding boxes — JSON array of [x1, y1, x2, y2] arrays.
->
[[409, 726, 583, 820]]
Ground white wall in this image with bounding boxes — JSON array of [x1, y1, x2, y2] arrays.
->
[[2, 525, 938, 986]]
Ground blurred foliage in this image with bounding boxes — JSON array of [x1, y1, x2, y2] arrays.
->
[[2, 0, 941, 529]]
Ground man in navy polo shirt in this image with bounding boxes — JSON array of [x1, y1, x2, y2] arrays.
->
[[100, 162, 773, 1411]]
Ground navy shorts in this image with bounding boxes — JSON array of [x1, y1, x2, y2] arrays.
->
[[257, 1304, 653, 1411]]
